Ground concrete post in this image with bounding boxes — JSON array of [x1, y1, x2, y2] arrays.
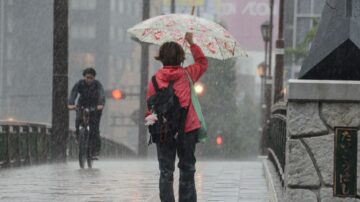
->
[[285, 79, 360, 201]]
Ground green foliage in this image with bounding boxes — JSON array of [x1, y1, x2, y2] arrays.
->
[[196, 58, 260, 159], [285, 18, 319, 63]]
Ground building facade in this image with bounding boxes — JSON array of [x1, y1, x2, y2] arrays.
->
[[0, 0, 162, 152], [0, 0, 53, 122], [284, 0, 326, 80]]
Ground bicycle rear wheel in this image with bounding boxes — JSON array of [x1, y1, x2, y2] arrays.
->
[[78, 129, 87, 169], [87, 149, 93, 168]]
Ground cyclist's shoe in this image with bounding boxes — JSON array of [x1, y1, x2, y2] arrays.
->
[[75, 132, 80, 144], [91, 151, 100, 160]]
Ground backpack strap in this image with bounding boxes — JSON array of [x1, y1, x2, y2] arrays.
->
[[151, 76, 159, 92], [168, 80, 174, 89], [184, 70, 193, 107]]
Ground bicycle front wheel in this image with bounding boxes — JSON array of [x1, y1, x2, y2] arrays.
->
[[78, 128, 87, 169]]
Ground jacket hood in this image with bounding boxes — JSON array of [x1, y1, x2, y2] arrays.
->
[[156, 66, 184, 81]]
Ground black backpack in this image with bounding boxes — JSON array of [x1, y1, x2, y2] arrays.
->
[[147, 76, 185, 144]]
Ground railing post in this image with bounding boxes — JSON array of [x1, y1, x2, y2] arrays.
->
[[39, 127, 46, 163], [4, 125, 10, 167], [23, 126, 31, 165], [14, 126, 21, 166], [33, 126, 39, 164]]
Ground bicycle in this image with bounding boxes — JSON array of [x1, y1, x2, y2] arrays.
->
[[71, 106, 98, 169]]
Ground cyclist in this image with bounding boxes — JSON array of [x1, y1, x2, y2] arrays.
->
[[68, 67, 105, 159]]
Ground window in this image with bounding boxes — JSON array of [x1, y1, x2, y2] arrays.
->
[[297, 0, 311, 15], [71, 0, 80, 9], [117, 57, 123, 70], [117, 27, 124, 41], [70, 53, 95, 67], [6, 40, 12, 59], [111, 0, 116, 11], [71, 0, 96, 10], [88, 26, 96, 38], [293, 0, 323, 48], [83, 53, 95, 66], [118, 0, 124, 13], [126, 58, 132, 71], [7, 14, 13, 32], [110, 26, 115, 40], [87, 0, 96, 9], [70, 26, 79, 38], [126, 1, 132, 15], [134, 2, 141, 16], [70, 25, 96, 39], [295, 18, 311, 45], [313, 0, 326, 14]]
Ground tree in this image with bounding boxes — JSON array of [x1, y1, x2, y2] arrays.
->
[[285, 18, 319, 63], [197, 58, 259, 159]]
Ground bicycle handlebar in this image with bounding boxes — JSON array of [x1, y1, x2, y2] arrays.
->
[[69, 106, 98, 112]]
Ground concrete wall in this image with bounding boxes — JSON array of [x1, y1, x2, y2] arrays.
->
[[285, 79, 360, 202]]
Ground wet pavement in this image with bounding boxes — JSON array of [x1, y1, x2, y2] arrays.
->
[[0, 160, 269, 202]]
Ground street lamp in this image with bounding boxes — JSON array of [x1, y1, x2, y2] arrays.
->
[[257, 61, 266, 112], [257, 62, 266, 78], [261, 20, 271, 42], [261, 20, 271, 74], [194, 82, 204, 95], [260, 20, 272, 156], [257, 62, 267, 155]]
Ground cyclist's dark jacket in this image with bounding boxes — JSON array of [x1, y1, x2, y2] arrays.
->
[[68, 79, 105, 107]]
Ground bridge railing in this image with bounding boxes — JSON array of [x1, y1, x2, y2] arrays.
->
[[0, 121, 52, 168], [0, 121, 135, 168], [267, 101, 287, 186]]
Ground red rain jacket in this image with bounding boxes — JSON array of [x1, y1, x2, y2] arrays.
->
[[146, 44, 208, 133]]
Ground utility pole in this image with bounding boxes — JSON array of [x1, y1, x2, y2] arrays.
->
[[268, 0, 274, 77], [0, 0, 7, 117], [171, 0, 175, 13], [138, 0, 150, 157], [274, 0, 285, 102], [52, 0, 69, 162], [262, 0, 274, 154]]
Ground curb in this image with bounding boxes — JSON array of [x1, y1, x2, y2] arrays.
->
[[262, 157, 279, 202]]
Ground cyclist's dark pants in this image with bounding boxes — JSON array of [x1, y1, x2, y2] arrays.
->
[[75, 110, 102, 155], [156, 130, 198, 202]]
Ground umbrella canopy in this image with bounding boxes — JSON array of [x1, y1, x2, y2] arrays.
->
[[127, 14, 247, 60]]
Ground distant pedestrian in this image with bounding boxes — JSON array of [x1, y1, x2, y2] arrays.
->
[[145, 32, 208, 202]]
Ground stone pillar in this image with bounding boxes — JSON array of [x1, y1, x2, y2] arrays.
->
[[285, 79, 360, 202]]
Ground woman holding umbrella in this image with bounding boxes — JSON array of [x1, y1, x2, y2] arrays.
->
[[145, 32, 208, 202]]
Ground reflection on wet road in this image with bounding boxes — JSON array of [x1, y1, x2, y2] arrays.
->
[[0, 160, 269, 202]]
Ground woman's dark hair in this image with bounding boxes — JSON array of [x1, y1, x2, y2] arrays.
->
[[82, 67, 96, 77], [155, 42, 185, 66]]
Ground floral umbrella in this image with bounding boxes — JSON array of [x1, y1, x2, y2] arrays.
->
[[127, 14, 247, 60]]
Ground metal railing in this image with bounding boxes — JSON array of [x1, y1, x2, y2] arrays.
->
[[0, 121, 52, 168], [267, 102, 287, 185], [0, 121, 136, 168]]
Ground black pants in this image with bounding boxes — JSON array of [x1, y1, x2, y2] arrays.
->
[[76, 110, 102, 155], [156, 130, 198, 202]]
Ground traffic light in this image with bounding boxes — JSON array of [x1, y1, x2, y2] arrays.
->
[[216, 135, 223, 145], [106, 89, 126, 100]]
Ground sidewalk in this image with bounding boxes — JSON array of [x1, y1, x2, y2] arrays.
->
[[0, 160, 269, 202]]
